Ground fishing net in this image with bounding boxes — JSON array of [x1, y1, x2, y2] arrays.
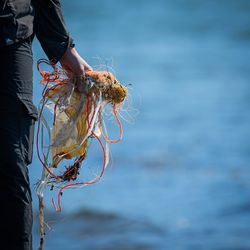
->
[[36, 59, 128, 249]]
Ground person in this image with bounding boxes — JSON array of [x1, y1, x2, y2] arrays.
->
[[0, 0, 91, 249]]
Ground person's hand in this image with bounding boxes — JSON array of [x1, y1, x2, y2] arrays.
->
[[60, 46, 92, 91], [60, 47, 92, 74]]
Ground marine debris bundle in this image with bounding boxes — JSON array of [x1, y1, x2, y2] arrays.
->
[[36, 59, 128, 249]]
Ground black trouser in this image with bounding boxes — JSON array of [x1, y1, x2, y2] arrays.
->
[[0, 38, 36, 250]]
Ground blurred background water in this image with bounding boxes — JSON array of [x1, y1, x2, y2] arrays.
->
[[30, 0, 250, 249]]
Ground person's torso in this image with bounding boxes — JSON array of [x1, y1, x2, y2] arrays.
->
[[0, 0, 34, 46]]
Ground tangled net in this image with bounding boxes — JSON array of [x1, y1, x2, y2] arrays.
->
[[36, 59, 127, 249]]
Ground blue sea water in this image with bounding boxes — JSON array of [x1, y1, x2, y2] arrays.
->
[[30, 0, 250, 249]]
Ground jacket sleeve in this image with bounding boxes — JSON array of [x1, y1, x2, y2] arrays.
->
[[33, 0, 73, 63]]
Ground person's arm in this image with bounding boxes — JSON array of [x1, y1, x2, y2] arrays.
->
[[60, 45, 92, 77], [33, 0, 92, 75]]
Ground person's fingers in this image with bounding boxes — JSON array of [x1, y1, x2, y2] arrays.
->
[[78, 56, 92, 71], [83, 62, 93, 71], [74, 76, 87, 93]]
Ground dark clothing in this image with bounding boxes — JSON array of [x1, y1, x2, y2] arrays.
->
[[0, 0, 72, 116], [0, 37, 38, 118], [0, 0, 34, 47], [0, 37, 35, 250], [0, 109, 34, 250], [33, 0, 72, 63], [0, 0, 72, 249], [0, 0, 72, 63]]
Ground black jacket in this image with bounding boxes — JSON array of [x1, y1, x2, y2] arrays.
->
[[0, 0, 72, 63]]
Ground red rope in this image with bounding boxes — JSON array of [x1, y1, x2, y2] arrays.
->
[[52, 131, 107, 212], [101, 104, 123, 143], [36, 80, 60, 180]]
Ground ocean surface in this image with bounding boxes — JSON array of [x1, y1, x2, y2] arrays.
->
[[30, 0, 250, 249]]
